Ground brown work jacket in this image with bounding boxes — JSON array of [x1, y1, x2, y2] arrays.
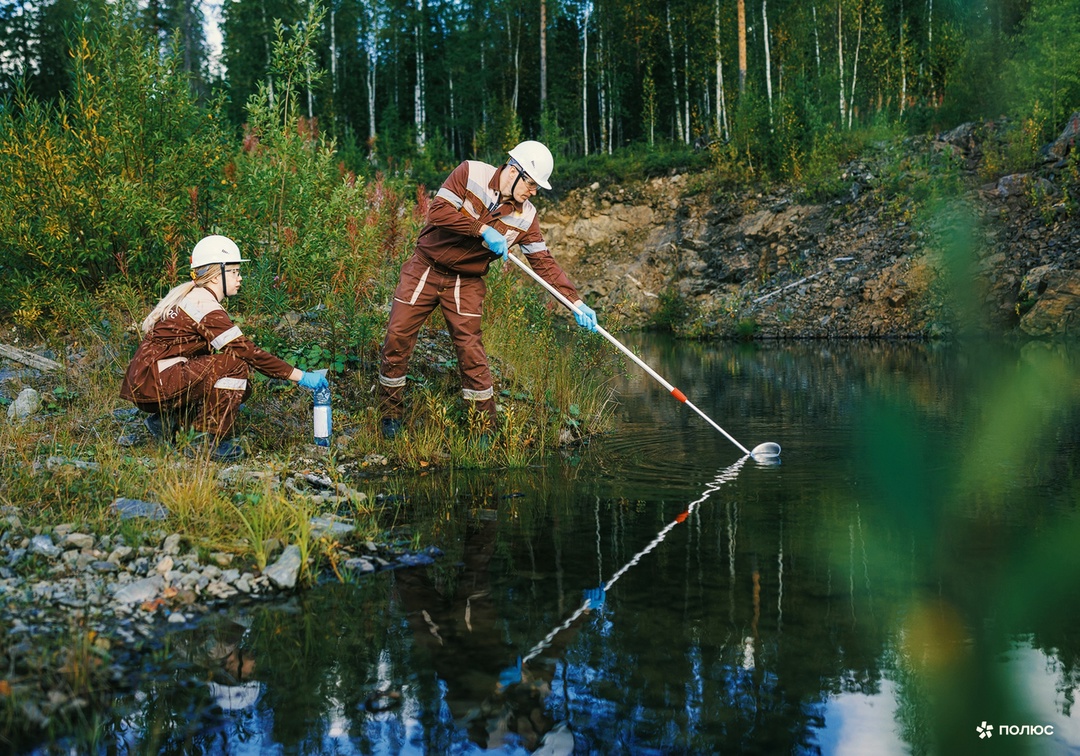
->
[[120, 288, 294, 404], [417, 161, 581, 303]]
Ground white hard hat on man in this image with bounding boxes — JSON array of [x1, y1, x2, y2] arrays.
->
[[507, 141, 554, 190]]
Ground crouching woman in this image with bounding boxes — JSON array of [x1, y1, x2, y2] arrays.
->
[[120, 235, 328, 462]]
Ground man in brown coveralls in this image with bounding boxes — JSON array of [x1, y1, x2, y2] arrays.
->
[[120, 235, 329, 461], [377, 141, 598, 440]]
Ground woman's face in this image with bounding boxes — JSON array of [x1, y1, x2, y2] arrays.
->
[[222, 264, 242, 296]]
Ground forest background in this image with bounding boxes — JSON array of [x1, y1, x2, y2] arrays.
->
[[0, 0, 1078, 341]]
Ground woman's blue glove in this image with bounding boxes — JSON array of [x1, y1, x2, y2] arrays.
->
[[573, 301, 598, 332], [299, 371, 329, 391], [480, 226, 507, 257]]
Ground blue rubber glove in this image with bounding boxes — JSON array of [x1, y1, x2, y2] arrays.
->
[[584, 586, 606, 610], [573, 301, 598, 332], [481, 226, 508, 257], [299, 371, 329, 391], [498, 656, 522, 689]]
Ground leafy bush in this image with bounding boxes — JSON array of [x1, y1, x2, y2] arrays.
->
[[0, 2, 230, 309]]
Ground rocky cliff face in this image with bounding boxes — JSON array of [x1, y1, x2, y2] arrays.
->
[[541, 117, 1080, 340]]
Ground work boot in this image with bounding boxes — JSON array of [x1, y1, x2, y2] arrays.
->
[[380, 417, 402, 440], [183, 434, 245, 462], [144, 413, 177, 443]]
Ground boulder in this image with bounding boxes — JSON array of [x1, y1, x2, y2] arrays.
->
[[1020, 269, 1080, 336], [1046, 111, 1080, 161], [7, 388, 40, 421]]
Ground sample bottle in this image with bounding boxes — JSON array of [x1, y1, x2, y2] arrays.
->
[[312, 369, 331, 447]]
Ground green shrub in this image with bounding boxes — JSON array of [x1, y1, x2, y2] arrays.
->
[[0, 2, 230, 307]]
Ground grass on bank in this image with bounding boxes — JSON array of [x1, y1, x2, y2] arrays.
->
[[0, 260, 620, 563]]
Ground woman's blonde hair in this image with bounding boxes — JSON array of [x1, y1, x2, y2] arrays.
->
[[140, 265, 219, 334]]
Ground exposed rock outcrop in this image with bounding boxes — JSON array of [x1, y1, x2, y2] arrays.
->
[[543, 121, 1080, 339]]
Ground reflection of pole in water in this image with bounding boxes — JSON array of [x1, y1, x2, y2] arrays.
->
[[778, 501, 784, 633], [523, 457, 748, 664], [728, 500, 739, 625]]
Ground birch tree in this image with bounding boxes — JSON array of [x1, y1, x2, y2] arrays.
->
[[413, 0, 426, 151], [715, 0, 729, 140], [763, 0, 773, 123], [540, 0, 547, 108], [582, 1, 591, 155], [666, 2, 685, 142]]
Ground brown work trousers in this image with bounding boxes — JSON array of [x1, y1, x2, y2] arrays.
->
[[128, 352, 253, 438], [378, 256, 497, 427]]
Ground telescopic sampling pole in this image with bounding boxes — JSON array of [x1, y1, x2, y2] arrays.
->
[[506, 253, 779, 459]]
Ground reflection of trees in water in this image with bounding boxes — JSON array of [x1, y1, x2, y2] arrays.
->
[[105, 339, 1080, 752]]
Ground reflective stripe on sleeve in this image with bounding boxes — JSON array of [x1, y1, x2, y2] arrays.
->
[[210, 326, 243, 350], [436, 187, 463, 207], [521, 241, 548, 255]]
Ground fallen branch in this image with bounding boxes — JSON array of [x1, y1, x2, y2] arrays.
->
[[0, 344, 61, 372], [752, 256, 856, 305]]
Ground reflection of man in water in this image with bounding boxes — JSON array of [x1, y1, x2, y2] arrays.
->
[[197, 617, 262, 712], [393, 513, 593, 752]]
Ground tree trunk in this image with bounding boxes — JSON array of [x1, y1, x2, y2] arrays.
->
[[847, 8, 862, 129], [813, 5, 821, 82], [540, 0, 547, 109], [330, 2, 337, 125], [899, 0, 906, 116], [366, 20, 377, 155], [599, 25, 608, 153], [261, 4, 274, 109], [683, 31, 690, 143], [763, 0, 773, 123], [715, 0, 729, 140], [582, 5, 590, 155], [928, 0, 935, 104], [414, 0, 426, 151], [737, 0, 747, 94], [837, 0, 845, 126], [667, 3, 684, 143], [509, 10, 520, 113]]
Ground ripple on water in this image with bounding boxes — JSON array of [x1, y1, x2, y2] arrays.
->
[[594, 423, 750, 494]]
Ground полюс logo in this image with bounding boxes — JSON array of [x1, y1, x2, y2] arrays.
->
[[977, 721, 994, 739]]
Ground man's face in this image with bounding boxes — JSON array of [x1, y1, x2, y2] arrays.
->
[[511, 165, 539, 203]]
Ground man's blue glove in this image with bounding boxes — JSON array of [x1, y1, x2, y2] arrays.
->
[[299, 371, 329, 391], [573, 301, 598, 332], [498, 656, 522, 689], [584, 586, 606, 610], [481, 226, 508, 257]]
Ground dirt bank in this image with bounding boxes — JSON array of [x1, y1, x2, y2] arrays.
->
[[543, 119, 1080, 340]]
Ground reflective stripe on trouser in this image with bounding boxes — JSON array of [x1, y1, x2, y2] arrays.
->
[[130, 352, 252, 438], [378, 255, 496, 424]]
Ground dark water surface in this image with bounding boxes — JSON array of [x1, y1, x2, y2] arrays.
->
[[114, 338, 1080, 754]]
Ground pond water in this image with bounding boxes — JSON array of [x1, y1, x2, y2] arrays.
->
[[106, 337, 1080, 754]]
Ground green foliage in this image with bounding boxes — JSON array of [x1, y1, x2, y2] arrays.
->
[[556, 143, 711, 191], [0, 0, 230, 307], [1005, 0, 1080, 136], [979, 106, 1052, 179], [649, 286, 692, 332]]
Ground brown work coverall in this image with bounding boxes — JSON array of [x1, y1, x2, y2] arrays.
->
[[379, 160, 581, 425], [120, 288, 295, 438]]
